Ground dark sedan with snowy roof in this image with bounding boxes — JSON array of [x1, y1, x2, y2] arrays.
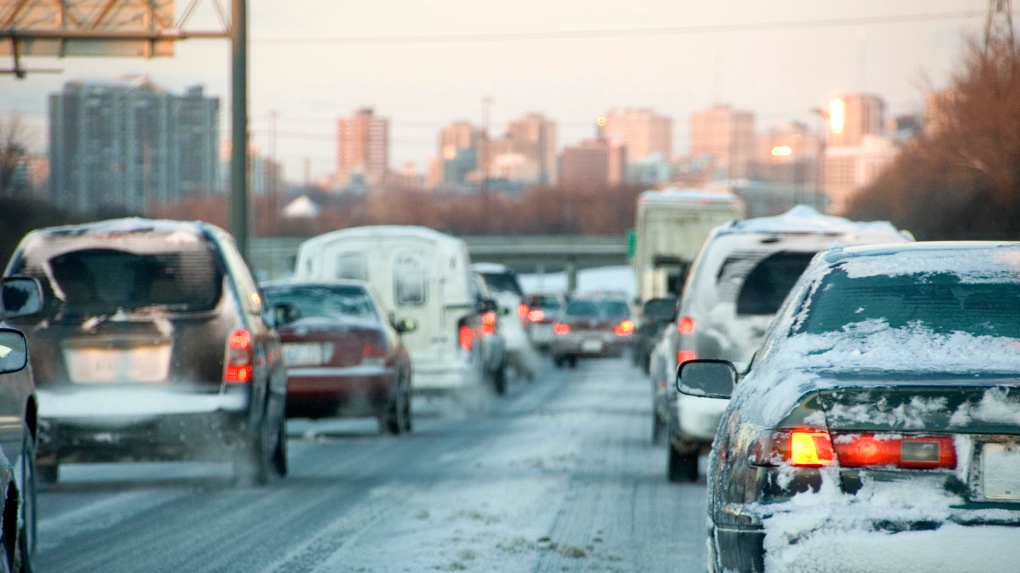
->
[[262, 280, 415, 434], [678, 242, 1020, 573]]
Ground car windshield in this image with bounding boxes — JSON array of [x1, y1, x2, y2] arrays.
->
[[263, 284, 379, 322], [480, 272, 523, 296], [33, 247, 222, 316], [799, 268, 1020, 339]]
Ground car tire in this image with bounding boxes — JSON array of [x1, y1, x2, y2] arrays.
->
[[12, 428, 35, 573], [272, 417, 288, 477], [553, 356, 564, 369], [651, 412, 664, 445], [384, 381, 408, 435], [493, 364, 508, 396], [401, 379, 413, 433], [35, 465, 56, 486], [234, 419, 271, 486], [667, 443, 699, 483], [567, 356, 578, 369]]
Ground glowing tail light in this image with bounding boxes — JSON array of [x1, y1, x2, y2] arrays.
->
[[225, 329, 254, 383], [833, 433, 956, 469], [518, 303, 529, 319], [678, 316, 695, 334], [613, 319, 635, 336], [676, 350, 696, 364], [528, 309, 545, 322], [751, 429, 835, 467], [361, 340, 387, 366], [458, 324, 474, 351], [481, 310, 497, 335], [553, 323, 570, 335]]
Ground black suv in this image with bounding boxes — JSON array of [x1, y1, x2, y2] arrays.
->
[[3, 219, 287, 485]]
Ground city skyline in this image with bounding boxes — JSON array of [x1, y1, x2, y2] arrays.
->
[[0, 0, 993, 182]]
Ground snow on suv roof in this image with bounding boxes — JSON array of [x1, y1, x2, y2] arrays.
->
[[727, 205, 906, 239], [638, 186, 742, 204]]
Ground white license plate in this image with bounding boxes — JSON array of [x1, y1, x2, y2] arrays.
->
[[64, 346, 172, 383], [284, 342, 324, 366], [582, 339, 603, 352], [983, 443, 1020, 500]]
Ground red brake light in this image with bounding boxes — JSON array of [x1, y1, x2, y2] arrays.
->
[[751, 429, 835, 467], [676, 350, 696, 364], [614, 319, 635, 336], [518, 303, 529, 318], [225, 328, 253, 383], [481, 310, 497, 335], [361, 341, 387, 365], [459, 324, 473, 351], [833, 433, 956, 469], [528, 309, 545, 322], [678, 316, 695, 334], [553, 323, 570, 335]]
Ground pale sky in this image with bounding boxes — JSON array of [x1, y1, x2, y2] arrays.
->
[[0, 0, 996, 183]]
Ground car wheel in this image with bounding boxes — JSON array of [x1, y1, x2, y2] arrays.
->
[[272, 417, 288, 477], [384, 382, 407, 435], [553, 355, 564, 369], [234, 419, 271, 486], [12, 428, 35, 573], [651, 412, 664, 445], [401, 381, 413, 433], [35, 465, 56, 486], [667, 443, 699, 483], [493, 364, 508, 396], [567, 356, 578, 369]]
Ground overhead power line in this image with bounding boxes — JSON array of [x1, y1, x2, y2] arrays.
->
[[256, 10, 983, 46]]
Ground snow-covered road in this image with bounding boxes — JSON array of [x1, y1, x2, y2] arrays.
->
[[35, 356, 708, 572]]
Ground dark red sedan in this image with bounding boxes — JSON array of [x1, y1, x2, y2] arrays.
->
[[262, 280, 416, 434]]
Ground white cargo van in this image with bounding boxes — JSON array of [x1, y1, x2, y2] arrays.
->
[[294, 226, 485, 397], [632, 187, 746, 306]]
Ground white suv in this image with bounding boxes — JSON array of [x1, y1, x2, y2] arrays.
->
[[472, 263, 537, 380], [661, 206, 912, 482]]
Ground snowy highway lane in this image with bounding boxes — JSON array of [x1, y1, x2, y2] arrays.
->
[[35, 356, 708, 573]]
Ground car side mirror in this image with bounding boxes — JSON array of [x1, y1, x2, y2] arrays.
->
[[1, 277, 42, 318], [676, 360, 736, 399], [273, 302, 301, 326], [395, 317, 418, 334], [0, 328, 28, 375]]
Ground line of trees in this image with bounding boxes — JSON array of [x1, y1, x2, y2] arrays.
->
[[846, 34, 1020, 240]]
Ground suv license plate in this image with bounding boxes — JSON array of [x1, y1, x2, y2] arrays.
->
[[582, 339, 603, 352], [983, 443, 1020, 500]]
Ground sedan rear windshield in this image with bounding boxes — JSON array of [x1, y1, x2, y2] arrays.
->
[[263, 285, 379, 323], [799, 268, 1020, 339], [564, 300, 630, 319], [32, 247, 222, 316]]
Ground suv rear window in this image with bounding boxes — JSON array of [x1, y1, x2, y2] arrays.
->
[[43, 247, 223, 315], [480, 272, 524, 297], [735, 251, 816, 315]]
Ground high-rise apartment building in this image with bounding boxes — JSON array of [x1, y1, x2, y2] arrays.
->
[[826, 93, 884, 147], [437, 121, 482, 188], [49, 77, 219, 214], [506, 112, 558, 184], [599, 107, 672, 164], [559, 139, 627, 187], [337, 108, 389, 187], [690, 105, 756, 180]]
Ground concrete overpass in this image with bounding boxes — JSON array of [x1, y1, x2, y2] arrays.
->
[[250, 235, 629, 289]]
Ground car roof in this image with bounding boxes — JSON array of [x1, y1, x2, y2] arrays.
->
[[713, 206, 907, 241]]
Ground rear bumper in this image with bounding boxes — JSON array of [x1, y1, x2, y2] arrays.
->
[[285, 365, 391, 418], [550, 333, 630, 357], [36, 385, 253, 464]]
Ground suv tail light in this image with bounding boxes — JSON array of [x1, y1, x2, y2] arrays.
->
[[528, 309, 545, 322], [458, 323, 474, 351], [832, 433, 956, 469], [678, 316, 695, 334], [225, 329, 253, 383], [676, 350, 696, 364], [553, 323, 570, 335], [613, 319, 635, 336], [518, 303, 530, 326], [481, 310, 497, 335], [751, 429, 835, 467]]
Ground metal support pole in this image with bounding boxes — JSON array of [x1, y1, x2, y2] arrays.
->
[[230, 0, 249, 257]]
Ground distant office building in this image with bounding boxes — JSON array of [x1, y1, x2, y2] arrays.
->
[[218, 141, 284, 197], [506, 112, 558, 184], [337, 108, 389, 187], [599, 107, 672, 165], [49, 77, 219, 214], [826, 93, 884, 148], [690, 104, 755, 180], [627, 152, 673, 185], [437, 121, 482, 189], [559, 139, 627, 187]]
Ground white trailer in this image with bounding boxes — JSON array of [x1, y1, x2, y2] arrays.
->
[[632, 187, 745, 305]]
